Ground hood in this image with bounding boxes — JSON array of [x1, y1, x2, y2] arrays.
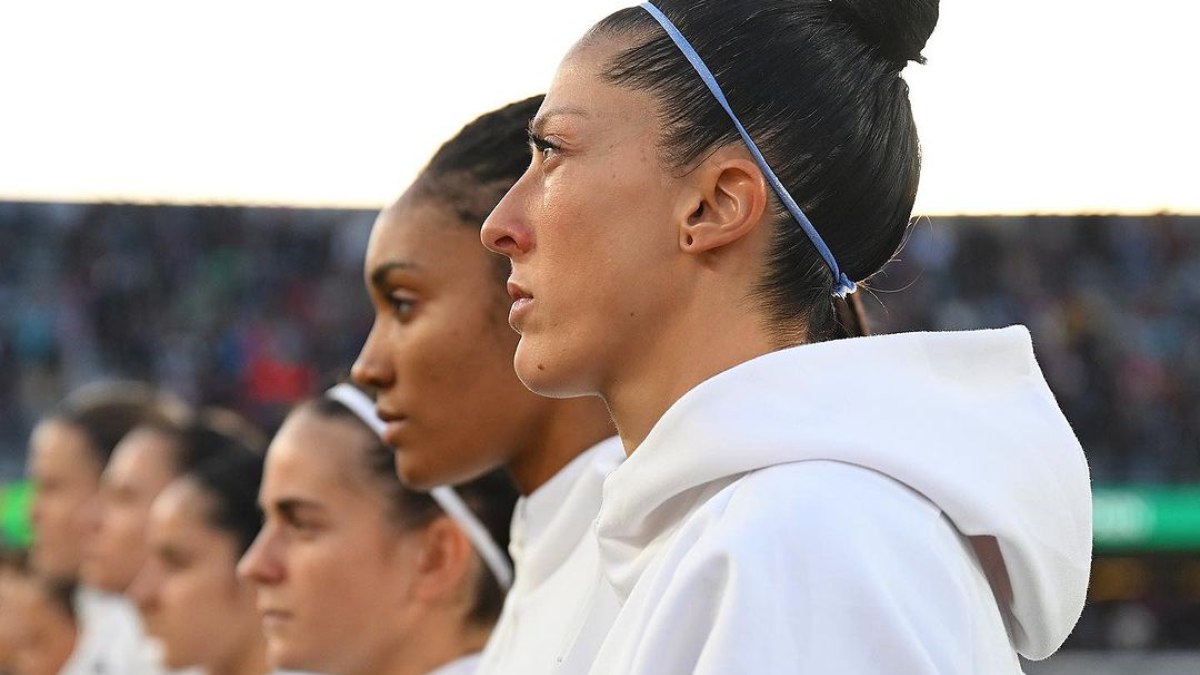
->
[[596, 326, 1092, 660]]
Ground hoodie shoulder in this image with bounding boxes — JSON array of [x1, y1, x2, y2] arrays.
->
[[598, 460, 1020, 674], [599, 327, 1091, 659]]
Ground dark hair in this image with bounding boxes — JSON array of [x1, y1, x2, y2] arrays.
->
[[137, 407, 267, 480], [590, 0, 938, 341], [410, 95, 545, 228], [37, 576, 78, 621], [406, 96, 546, 286], [306, 394, 518, 627], [179, 425, 265, 556], [53, 381, 187, 469]]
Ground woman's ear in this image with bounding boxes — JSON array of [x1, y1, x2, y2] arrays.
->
[[411, 517, 476, 609], [678, 148, 768, 254]]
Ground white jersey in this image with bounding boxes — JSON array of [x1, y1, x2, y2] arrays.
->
[[584, 327, 1092, 674], [476, 437, 624, 675], [62, 588, 162, 675], [426, 652, 482, 675]]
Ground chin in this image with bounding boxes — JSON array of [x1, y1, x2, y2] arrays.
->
[[513, 340, 595, 400], [267, 643, 308, 673], [394, 450, 483, 492]]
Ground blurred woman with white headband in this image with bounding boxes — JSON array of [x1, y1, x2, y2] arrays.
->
[[238, 384, 518, 675]]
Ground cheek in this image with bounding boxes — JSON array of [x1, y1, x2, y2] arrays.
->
[[291, 546, 347, 600], [544, 163, 675, 305], [404, 310, 526, 452], [293, 537, 399, 633], [170, 566, 229, 617]]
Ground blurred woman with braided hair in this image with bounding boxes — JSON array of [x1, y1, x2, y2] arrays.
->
[[351, 98, 624, 673]]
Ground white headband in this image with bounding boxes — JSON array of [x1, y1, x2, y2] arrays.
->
[[324, 383, 514, 590]]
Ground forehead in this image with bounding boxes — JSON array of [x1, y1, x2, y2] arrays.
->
[[538, 36, 660, 140], [364, 199, 491, 274], [107, 429, 176, 482], [263, 411, 372, 500], [30, 420, 96, 476], [149, 480, 213, 539]]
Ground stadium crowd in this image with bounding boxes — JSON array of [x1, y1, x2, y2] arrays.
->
[[3, 204, 1196, 485]]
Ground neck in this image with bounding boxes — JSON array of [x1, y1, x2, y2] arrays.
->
[[505, 396, 614, 494], [372, 615, 490, 675], [211, 630, 269, 675], [603, 285, 781, 454]]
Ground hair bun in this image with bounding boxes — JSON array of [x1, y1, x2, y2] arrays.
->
[[832, 0, 940, 67]]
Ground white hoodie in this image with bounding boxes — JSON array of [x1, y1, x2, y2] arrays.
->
[[585, 326, 1092, 674], [476, 437, 624, 675]]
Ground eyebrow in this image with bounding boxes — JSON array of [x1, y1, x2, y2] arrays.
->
[[529, 106, 591, 135], [271, 497, 326, 516], [369, 260, 418, 290]]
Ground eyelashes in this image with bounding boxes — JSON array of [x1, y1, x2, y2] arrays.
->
[[387, 295, 416, 320], [527, 129, 561, 161]]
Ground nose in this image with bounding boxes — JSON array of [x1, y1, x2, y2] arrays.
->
[[127, 561, 161, 615], [481, 175, 533, 258], [237, 528, 284, 586], [351, 318, 396, 392], [83, 494, 106, 536]]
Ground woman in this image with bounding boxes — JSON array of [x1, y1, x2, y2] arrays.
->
[[26, 381, 184, 675], [0, 551, 77, 675], [5, 573, 77, 675], [128, 425, 269, 675], [28, 381, 179, 584], [239, 384, 517, 675], [481, 1, 1093, 672], [351, 98, 624, 673]]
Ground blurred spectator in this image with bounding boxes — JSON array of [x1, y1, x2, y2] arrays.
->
[[862, 214, 1200, 485], [0, 202, 374, 476]]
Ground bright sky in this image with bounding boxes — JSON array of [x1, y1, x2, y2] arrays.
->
[[0, 0, 1196, 215]]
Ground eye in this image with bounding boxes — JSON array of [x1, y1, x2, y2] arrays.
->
[[280, 509, 324, 538], [160, 550, 190, 572], [527, 130, 561, 162], [387, 294, 417, 321], [285, 518, 324, 542]]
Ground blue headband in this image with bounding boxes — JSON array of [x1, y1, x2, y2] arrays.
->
[[639, 2, 857, 298]]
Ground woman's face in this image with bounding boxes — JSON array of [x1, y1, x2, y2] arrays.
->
[[480, 37, 692, 398], [27, 418, 102, 581], [352, 199, 553, 489], [8, 578, 76, 675], [130, 480, 260, 672], [239, 410, 423, 675], [83, 428, 178, 593]]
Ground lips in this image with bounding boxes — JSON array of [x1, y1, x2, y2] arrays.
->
[[259, 608, 292, 632], [507, 279, 532, 302], [506, 279, 533, 329], [376, 408, 408, 446]]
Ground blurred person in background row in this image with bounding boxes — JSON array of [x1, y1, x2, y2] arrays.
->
[[86, 407, 266, 674], [240, 383, 518, 675], [26, 381, 185, 675], [480, 0, 1093, 672], [4, 572, 77, 675], [350, 97, 624, 674], [129, 425, 268, 675], [0, 549, 22, 675], [0, 548, 73, 675]]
